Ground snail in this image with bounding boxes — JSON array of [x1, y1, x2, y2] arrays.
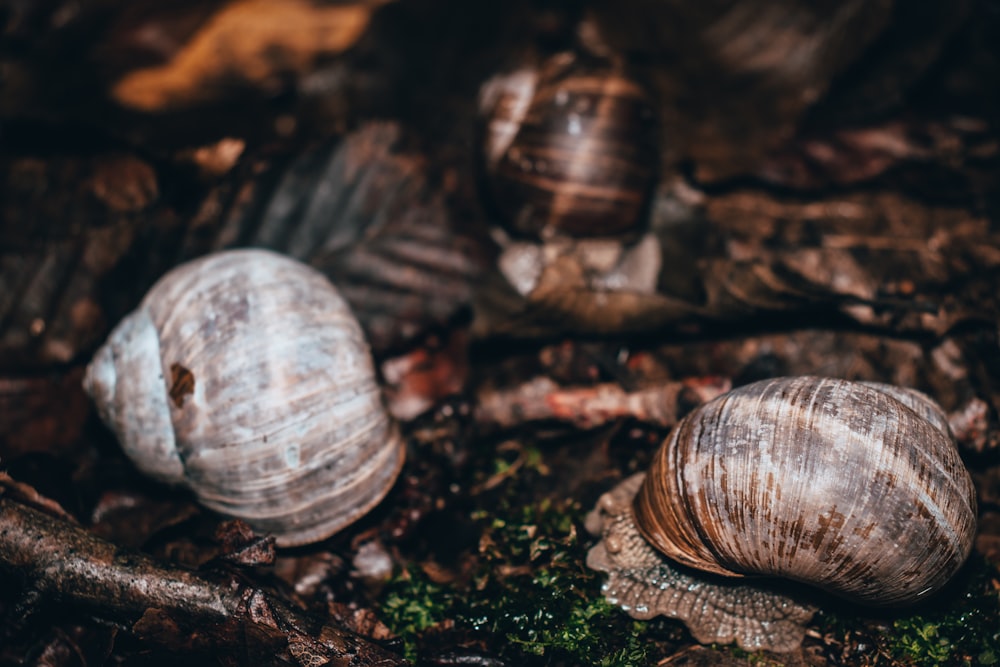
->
[[478, 52, 658, 240], [585, 376, 977, 652], [83, 249, 404, 547]]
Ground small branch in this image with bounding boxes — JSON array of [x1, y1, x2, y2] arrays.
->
[[474, 375, 731, 431], [0, 496, 406, 666]]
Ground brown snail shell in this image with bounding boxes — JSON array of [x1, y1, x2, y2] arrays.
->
[[83, 249, 404, 547], [479, 52, 658, 240], [587, 376, 977, 651]]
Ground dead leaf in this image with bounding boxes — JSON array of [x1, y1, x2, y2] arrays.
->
[[113, 0, 393, 111]]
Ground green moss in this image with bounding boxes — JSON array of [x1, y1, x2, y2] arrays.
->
[[817, 557, 1000, 666], [379, 492, 669, 665], [379, 572, 457, 662], [884, 561, 1000, 667], [380, 442, 1000, 665]]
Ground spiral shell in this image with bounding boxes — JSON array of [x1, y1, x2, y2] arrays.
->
[[633, 376, 976, 605], [586, 375, 978, 651], [480, 53, 657, 239], [84, 249, 404, 547]]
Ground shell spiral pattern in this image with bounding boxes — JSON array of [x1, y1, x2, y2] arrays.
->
[[633, 376, 977, 605], [481, 54, 658, 240], [84, 249, 404, 547]]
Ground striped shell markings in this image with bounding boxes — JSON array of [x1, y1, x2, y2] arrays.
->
[[84, 249, 404, 547], [587, 376, 976, 651], [480, 53, 657, 240]]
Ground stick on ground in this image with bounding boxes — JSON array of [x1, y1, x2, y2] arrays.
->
[[0, 493, 406, 666]]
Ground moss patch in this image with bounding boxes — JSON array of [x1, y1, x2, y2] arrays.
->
[[381, 427, 1000, 666], [379, 490, 679, 664], [816, 557, 1000, 666], [884, 559, 1000, 666]]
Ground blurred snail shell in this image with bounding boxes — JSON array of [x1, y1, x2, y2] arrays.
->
[[586, 376, 977, 651], [479, 52, 657, 240], [83, 249, 404, 547]]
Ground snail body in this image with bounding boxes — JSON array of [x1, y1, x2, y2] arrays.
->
[[586, 376, 976, 651], [84, 249, 404, 547], [479, 53, 657, 240]]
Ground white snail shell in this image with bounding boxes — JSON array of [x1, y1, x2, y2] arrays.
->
[[84, 249, 404, 547], [586, 376, 977, 651]]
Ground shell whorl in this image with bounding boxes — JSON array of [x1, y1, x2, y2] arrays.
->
[[482, 54, 657, 240], [83, 308, 184, 484], [84, 249, 404, 547], [632, 376, 976, 606]]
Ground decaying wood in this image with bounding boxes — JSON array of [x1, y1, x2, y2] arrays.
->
[[474, 375, 731, 431], [0, 490, 407, 666]]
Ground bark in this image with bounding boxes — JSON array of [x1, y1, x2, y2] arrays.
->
[[474, 375, 731, 431], [0, 496, 407, 666]]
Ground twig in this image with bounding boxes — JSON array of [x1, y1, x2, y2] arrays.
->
[[0, 495, 406, 666], [474, 375, 731, 430]]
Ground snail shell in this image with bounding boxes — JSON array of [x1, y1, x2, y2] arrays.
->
[[479, 53, 658, 240], [587, 376, 977, 650], [84, 249, 404, 547]]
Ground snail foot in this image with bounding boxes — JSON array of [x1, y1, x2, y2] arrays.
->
[[585, 473, 817, 652]]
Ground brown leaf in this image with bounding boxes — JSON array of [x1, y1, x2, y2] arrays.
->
[[326, 602, 396, 642], [273, 552, 346, 599], [86, 154, 159, 213], [206, 122, 492, 352], [482, 187, 1000, 339], [382, 331, 469, 420], [112, 0, 394, 112], [214, 520, 277, 567]]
